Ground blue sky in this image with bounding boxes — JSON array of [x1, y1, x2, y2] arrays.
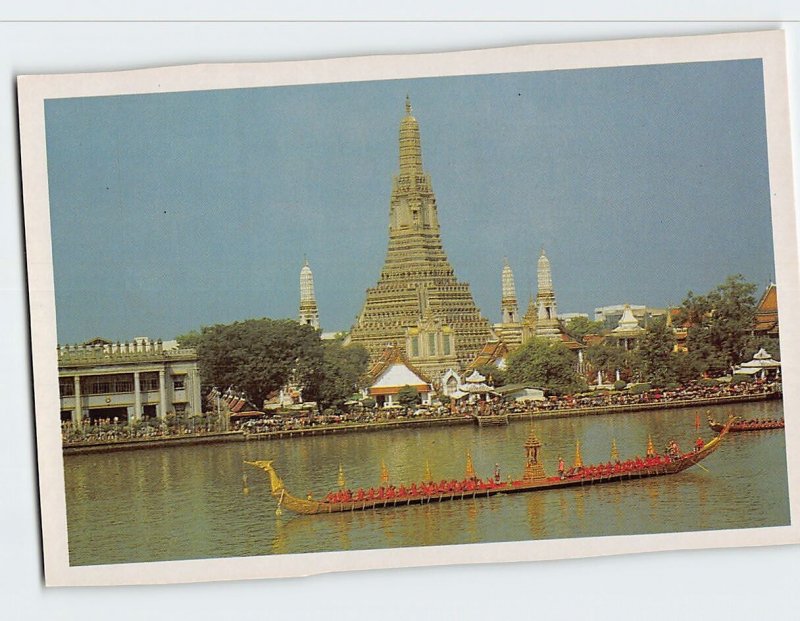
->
[[44, 59, 774, 344]]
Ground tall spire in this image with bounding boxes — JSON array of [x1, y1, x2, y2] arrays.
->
[[535, 247, 559, 338], [348, 98, 491, 374], [399, 95, 423, 177], [299, 260, 320, 330], [501, 258, 519, 324], [537, 247, 553, 293]]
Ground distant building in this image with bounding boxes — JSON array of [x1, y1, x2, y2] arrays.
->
[[559, 312, 589, 322], [607, 304, 646, 350], [594, 304, 666, 330], [494, 384, 546, 403], [58, 337, 202, 424]]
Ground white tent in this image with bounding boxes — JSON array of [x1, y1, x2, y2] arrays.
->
[[735, 348, 781, 378]]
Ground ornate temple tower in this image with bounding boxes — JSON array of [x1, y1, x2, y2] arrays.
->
[[348, 97, 491, 375], [299, 259, 320, 330], [535, 248, 560, 338], [493, 259, 526, 349], [501, 258, 519, 324]]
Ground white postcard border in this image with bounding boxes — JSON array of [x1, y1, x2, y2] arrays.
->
[[17, 29, 800, 587]]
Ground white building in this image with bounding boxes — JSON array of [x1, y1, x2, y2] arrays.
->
[[58, 337, 202, 424], [366, 346, 433, 407]]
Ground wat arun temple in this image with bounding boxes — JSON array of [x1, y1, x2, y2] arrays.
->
[[346, 97, 493, 376], [340, 97, 566, 377]]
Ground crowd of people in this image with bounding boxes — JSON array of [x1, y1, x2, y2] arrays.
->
[[238, 378, 781, 435], [61, 415, 226, 445], [61, 378, 780, 445], [503, 378, 780, 414]]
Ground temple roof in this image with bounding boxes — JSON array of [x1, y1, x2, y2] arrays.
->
[[612, 304, 645, 335], [740, 348, 780, 368], [467, 339, 509, 371], [559, 332, 586, 350], [368, 345, 432, 387], [754, 283, 778, 334]]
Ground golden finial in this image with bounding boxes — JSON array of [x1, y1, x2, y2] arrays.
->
[[337, 463, 346, 489], [465, 450, 476, 479], [646, 435, 655, 458], [611, 438, 619, 462], [573, 439, 583, 468], [424, 460, 433, 483], [380, 459, 389, 486]]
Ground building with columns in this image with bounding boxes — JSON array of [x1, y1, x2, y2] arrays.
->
[[299, 259, 320, 330], [347, 97, 491, 376], [57, 337, 202, 424]]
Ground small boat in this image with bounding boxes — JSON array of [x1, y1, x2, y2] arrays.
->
[[708, 415, 784, 433], [246, 418, 734, 516]]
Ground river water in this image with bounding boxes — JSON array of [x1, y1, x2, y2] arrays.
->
[[64, 400, 789, 566]]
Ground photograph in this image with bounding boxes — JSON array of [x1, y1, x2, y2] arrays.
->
[[18, 28, 799, 586]]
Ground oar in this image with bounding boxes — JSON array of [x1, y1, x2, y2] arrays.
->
[[694, 462, 710, 473]]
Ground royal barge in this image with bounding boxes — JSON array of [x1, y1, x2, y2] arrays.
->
[[708, 415, 784, 433], [246, 418, 733, 516]]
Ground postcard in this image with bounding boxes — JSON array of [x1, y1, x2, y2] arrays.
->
[[18, 29, 800, 586]]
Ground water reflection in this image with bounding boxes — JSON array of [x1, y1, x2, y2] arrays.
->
[[64, 400, 789, 565]]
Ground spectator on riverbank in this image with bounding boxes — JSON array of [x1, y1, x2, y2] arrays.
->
[[62, 378, 780, 445]]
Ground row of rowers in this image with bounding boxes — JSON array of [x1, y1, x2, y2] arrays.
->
[[556, 450, 698, 482], [323, 477, 506, 503]]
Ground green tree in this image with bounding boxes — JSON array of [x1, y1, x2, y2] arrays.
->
[[312, 341, 370, 410], [506, 338, 585, 395], [397, 385, 420, 407], [190, 318, 323, 409], [584, 342, 638, 382], [175, 330, 202, 349], [744, 335, 781, 361], [475, 364, 506, 387], [670, 351, 704, 384], [564, 316, 605, 339], [678, 275, 758, 375], [637, 317, 677, 386]]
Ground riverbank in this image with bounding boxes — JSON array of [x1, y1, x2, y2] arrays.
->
[[62, 391, 781, 455], [62, 431, 244, 455]]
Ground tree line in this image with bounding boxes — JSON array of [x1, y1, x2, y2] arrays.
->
[[494, 275, 776, 394], [178, 319, 369, 411]]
